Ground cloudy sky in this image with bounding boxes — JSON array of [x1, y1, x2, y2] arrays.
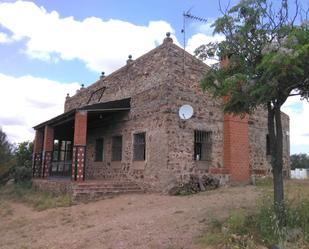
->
[[0, 0, 308, 154]]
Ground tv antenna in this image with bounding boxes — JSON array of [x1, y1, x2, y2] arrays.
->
[[181, 8, 207, 73]]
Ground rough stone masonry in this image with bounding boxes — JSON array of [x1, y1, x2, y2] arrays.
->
[[33, 33, 290, 191]]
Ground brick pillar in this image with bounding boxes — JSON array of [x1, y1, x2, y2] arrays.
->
[[72, 111, 87, 182], [223, 114, 250, 183], [32, 130, 43, 178], [42, 125, 54, 178]]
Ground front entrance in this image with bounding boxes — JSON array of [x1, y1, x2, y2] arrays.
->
[[49, 140, 72, 177]]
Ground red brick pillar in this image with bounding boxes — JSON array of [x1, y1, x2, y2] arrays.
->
[[72, 111, 87, 182], [42, 125, 54, 178], [32, 129, 43, 178], [223, 114, 250, 183]]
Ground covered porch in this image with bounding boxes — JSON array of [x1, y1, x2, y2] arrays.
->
[[32, 98, 131, 182]]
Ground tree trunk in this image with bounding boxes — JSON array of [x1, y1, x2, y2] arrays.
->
[[273, 107, 284, 207], [267, 103, 284, 207]]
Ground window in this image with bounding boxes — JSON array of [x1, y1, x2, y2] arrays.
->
[[133, 133, 146, 161], [52, 140, 72, 162], [112, 136, 122, 161], [266, 134, 271, 155], [194, 130, 212, 161], [95, 138, 104, 161]]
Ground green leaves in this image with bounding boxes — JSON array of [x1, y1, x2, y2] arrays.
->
[[196, 0, 309, 112]]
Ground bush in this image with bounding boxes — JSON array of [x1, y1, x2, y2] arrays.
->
[[0, 182, 71, 211], [12, 166, 32, 183], [197, 193, 309, 248]]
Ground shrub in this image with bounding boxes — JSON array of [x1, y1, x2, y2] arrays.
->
[[12, 166, 32, 183]]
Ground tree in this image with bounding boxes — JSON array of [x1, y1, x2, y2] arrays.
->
[[0, 128, 14, 183], [15, 141, 33, 168], [290, 153, 309, 169], [12, 141, 33, 183], [0, 127, 13, 164], [195, 0, 309, 209]]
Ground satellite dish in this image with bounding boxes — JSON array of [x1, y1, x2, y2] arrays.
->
[[179, 104, 194, 120]]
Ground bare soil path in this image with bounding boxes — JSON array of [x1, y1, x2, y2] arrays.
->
[[0, 185, 259, 249]]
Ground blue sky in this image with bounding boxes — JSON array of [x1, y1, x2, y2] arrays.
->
[[0, 0, 308, 155]]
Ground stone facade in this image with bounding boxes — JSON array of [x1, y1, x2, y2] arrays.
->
[[33, 34, 290, 191], [248, 107, 290, 177]]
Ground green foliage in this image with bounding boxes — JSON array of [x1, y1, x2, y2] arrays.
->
[[0, 128, 15, 184], [290, 153, 309, 169], [0, 182, 72, 211], [12, 166, 32, 183], [15, 141, 33, 168], [0, 127, 13, 164], [11, 141, 33, 183], [197, 195, 309, 248]]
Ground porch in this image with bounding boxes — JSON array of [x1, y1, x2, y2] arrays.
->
[[32, 98, 131, 182]]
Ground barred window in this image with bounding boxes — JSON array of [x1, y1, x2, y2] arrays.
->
[[133, 133, 146, 161], [194, 130, 212, 161], [112, 136, 122, 161], [95, 138, 103, 162]]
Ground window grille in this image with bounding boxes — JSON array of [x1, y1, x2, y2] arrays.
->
[[194, 130, 212, 161], [133, 133, 146, 161]]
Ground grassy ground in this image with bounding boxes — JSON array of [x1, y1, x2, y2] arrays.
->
[[0, 179, 308, 249], [0, 181, 71, 211], [196, 179, 309, 249]]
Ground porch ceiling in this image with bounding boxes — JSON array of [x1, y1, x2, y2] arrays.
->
[[33, 98, 131, 130]]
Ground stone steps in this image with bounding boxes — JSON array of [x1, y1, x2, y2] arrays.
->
[[72, 179, 144, 202]]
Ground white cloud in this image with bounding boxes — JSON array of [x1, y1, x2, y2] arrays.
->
[[186, 33, 225, 65], [282, 97, 309, 147], [0, 73, 80, 143], [0, 1, 176, 73], [0, 32, 11, 43]]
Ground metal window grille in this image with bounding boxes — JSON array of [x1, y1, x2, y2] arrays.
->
[[194, 130, 212, 161], [95, 138, 104, 161], [112, 136, 122, 161], [133, 133, 146, 161]]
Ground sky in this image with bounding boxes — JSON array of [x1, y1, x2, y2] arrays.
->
[[0, 0, 308, 155]]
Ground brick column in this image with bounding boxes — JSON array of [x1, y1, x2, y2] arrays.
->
[[72, 111, 87, 182], [223, 114, 250, 183], [42, 125, 54, 178], [32, 130, 43, 178]]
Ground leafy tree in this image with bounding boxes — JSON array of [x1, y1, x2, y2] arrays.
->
[[0, 128, 14, 183], [195, 0, 309, 209], [0, 127, 13, 164], [290, 153, 309, 169], [12, 141, 33, 183], [15, 141, 33, 168]]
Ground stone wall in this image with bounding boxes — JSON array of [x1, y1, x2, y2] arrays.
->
[[32, 179, 72, 195], [249, 107, 290, 176], [59, 35, 290, 191], [85, 84, 171, 191]]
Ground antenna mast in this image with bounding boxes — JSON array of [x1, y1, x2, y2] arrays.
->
[[181, 9, 207, 73]]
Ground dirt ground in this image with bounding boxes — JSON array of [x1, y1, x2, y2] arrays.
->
[[0, 185, 259, 249]]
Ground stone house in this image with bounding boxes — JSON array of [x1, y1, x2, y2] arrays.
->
[[32, 33, 290, 193]]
